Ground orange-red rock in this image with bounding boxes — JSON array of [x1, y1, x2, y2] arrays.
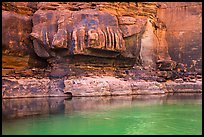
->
[[2, 2, 202, 75]]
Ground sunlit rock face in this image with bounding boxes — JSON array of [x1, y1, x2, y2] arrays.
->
[[2, 2, 48, 76], [30, 9, 126, 58], [29, 2, 157, 69], [1, 2, 202, 98], [2, 10, 33, 55], [2, 2, 202, 74], [157, 2, 202, 71], [2, 2, 38, 55]]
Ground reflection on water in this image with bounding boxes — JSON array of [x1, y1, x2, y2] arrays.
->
[[2, 93, 202, 135]]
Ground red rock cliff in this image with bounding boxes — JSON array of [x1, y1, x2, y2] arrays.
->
[[157, 2, 202, 72], [2, 2, 202, 76]]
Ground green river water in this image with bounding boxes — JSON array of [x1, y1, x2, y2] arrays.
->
[[2, 93, 202, 135]]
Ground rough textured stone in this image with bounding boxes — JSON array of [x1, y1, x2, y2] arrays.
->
[[156, 60, 177, 71], [2, 2, 202, 71], [140, 19, 158, 68], [131, 81, 165, 94], [2, 2, 202, 98], [48, 79, 65, 96], [2, 78, 69, 98], [49, 68, 69, 78], [156, 77, 167, 82], [2, 4, 48, 72], [64, 76, 165, 96], [174, 78, 184, 83], [8, 2, 171, 70], [157, 2, 202, 71], [119, 17, 147, 37], [2, 10, 33, 55], [2, 2, 38, 16], [64, 76, 112, 96], [118, 16, 138, 25], [164, 81, 202, 93], [30, 9, 126, 58], [2, 76, 202, 98]]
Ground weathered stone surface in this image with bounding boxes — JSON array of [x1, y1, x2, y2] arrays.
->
[[2, 78, 69, 98], [140, 19, 158, 68], [2, 2, 38, 16], [174, 78, 184, 83], [64, 76, 166, 96], [49, 68, 69, 78], [120, 24, 145, 38], [2, 2, 202, 98], [156, 60, 177, 71], [153, 25, 171, 61], [108, 78, 132, 96], [2, 78, 48, 98], [2, 7, 47, 72], [2, 75, 202, 98], [156, 71, 168, 78], [2, 55, 30, 76], [156, 77, 167, 82], [140, 16, 173, 69], [30, 10, 59, 58], [2, 10, 33, 55], [2, 2, 202, 70], [31, 9, 126, 58], [65, 76, 165, 97], [119, 17, 147, 37], [3, 2, 196, 71], [118, 16, 137, 25], [156, 70, 175, 80], [164, 81, 202, 93], [64, 76, 112, 96], [48, 79, 66, 96], [157, 2, 202, 71], [131, 81, 165, 94]]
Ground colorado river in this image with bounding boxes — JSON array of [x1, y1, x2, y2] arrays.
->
[[2, 93, 202, 135]]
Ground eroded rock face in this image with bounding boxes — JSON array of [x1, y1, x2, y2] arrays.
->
[[1, 2, 168, 71], [2, 2, 38, 55], [30, 9, 126, 58], [2, 2, 202, 77], [2, 2, 47, 75], [2, 2, 38, 16], [157, 2, 202, 71], [2, 10, 33, 55]]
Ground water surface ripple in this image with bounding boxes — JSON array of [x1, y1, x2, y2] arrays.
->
[[2, 93, 202, 135]]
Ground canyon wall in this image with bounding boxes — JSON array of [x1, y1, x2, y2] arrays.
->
[[2, 2, 202, 76], [157, 2, 202, 72]]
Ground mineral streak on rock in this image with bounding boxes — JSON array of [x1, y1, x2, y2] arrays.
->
[[2, 2, 202, 98], [2, 10, 33, 55], [2, 2, 202, 70], [30, 9, 126, 58], [157, 2, 202, 70]]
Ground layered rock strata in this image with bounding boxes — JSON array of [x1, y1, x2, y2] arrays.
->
[[2, 2, 202, 98], [2, 75, 202, 98], [2, 2, 176, 72], [157, 2, 202, 71]]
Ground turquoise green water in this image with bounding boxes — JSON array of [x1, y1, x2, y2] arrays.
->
[[2, 95, 202, 135]]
